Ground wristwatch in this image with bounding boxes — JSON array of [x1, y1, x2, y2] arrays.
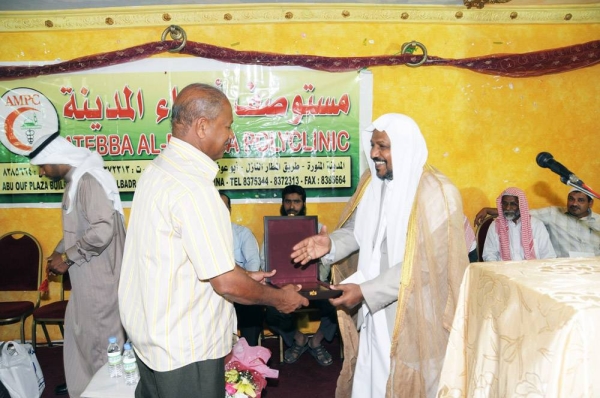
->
[[61, 252, 75, 267]]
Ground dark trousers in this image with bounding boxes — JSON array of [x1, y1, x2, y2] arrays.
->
[[468, 248, 479, 263], [265, 299, 338, 347], [234, 303, 263, 346], [135, 354, 225, 398]]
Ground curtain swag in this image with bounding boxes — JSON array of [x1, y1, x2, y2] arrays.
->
[[0, 39, 598, 80]]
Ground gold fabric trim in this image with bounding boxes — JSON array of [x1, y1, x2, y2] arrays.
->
[[1, 4, 599, 32], [389, 168, 422, 353]]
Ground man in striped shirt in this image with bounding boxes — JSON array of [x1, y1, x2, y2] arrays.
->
[[119, 83, 308, 398]]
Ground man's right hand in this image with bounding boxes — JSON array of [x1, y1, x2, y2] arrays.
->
[[47, 250, 69, 276], [276, 284, 309, 313], [291, 225, 332, 265], [474, 207, 498, 226]]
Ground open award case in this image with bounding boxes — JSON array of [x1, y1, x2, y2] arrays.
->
[[264, 216, 342, 300]]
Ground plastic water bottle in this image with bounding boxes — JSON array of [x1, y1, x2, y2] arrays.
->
[[122, 343, 139, 385], [107, 336, 123, 378]]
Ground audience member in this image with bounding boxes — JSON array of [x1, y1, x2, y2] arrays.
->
[[476, 188, 600, 258], [119, 83, 308, 398], [291, 113, 469, 397], [261, 184, 338, 366], [31, 136, 126, 398], [482, 187, 556, 261], [220, 191, 263, 346]]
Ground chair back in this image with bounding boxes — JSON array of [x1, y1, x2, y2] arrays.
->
[[60, 271, 72, 300], [0, 231, 43, 291], [476, 216, 495, 261]]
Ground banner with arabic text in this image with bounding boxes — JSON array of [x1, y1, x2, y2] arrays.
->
[[0, 59, 371, 206]]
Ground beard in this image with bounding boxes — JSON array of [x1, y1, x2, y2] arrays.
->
[[280, 206, 306, 216], [373, 159, 393, 181], [503, 210, 520, 221], [378, 170, 393, 181]]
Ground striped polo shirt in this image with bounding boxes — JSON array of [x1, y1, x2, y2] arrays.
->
[[119, 137, 235, 371]]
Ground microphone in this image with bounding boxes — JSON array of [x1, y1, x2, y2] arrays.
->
[[536, 152, 583, 185]]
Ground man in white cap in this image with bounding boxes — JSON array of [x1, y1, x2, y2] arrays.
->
[[482, 187, 556, 261], [31, 136, 126, 398], [291, 114, 469, 398], [476, 188, 600, 258]]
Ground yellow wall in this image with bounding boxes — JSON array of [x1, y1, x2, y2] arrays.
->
[[1, 4, 599, 342]]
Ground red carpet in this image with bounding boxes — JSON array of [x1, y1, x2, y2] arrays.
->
[[35, 337, 343, 398]]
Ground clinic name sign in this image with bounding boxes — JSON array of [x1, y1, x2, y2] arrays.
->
[[0, 60, 362, 203]]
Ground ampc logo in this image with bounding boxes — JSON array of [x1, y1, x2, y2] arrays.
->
[[0, 88, 58, 156]]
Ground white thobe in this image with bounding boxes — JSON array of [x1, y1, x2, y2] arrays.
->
[[482, 217, 557, 261]]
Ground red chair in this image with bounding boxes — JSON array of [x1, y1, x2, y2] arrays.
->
[[476, 216, 495, 261], [32, 270, 71, 349], [0, 231, 43, 343]]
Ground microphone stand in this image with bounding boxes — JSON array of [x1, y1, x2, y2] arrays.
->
[[560, 176, 600, 199]]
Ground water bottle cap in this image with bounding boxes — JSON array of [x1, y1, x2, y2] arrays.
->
[[124, 343, 131, 350], [108, 336, 117, 343]]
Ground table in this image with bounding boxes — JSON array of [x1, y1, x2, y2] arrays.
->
[[437, 257, 600, 398], [81, 363, 137, 398]]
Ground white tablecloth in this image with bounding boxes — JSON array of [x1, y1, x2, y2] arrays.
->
[[437, 257, 600, 398], [81, 363, 137, 398]]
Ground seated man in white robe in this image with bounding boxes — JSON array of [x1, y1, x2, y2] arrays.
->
[[482, 187, 556, 261]]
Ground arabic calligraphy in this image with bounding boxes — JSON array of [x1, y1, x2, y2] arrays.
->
[[155, 87, 178, 124], [60, 84, 352, 132], [289, 94, 350, 125], [235, 96, 288, 117], [62, 85, 179, 128], [62, 85, 144, 122], [234, 93, 350, 126]]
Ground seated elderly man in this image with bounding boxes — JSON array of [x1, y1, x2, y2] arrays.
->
[[476, 188, 600, 258], [482, 187, 556, 261]]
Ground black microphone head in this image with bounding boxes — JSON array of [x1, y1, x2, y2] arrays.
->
[[536, 152, 554, 168]]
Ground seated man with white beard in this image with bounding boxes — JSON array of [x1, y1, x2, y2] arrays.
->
[[482, 187, 556, 262]]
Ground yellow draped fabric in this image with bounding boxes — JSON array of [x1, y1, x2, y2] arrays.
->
[[438, 257, 600, 398]]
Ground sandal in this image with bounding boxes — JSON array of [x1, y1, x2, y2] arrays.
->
[[283, 340, 308, 364], [308, 340, 333, 366]]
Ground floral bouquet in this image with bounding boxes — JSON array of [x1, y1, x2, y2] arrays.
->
[[225, 338, 278, 398]]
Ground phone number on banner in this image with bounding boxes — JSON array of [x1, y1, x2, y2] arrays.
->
[[214, 157, 351, 189]]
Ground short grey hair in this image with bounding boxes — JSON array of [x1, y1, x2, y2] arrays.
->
[[171, 83, 228, 130]]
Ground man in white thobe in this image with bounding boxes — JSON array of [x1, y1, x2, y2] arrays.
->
[[291, 113, 469, 398]]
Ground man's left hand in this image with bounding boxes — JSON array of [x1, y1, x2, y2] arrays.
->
[[329, 283, 363, 309]]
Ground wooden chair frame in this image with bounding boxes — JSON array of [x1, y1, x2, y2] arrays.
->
[[32, 271, 70, 349], [476, 216, 495, 261], [0, 231, 43, 343]]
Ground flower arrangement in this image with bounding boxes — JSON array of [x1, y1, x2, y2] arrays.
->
[[225, 361, 266, 398], [225, 338, 278, 398]]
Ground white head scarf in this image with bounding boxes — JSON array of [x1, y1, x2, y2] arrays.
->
[[30, 136, 124, 217], [354, 113, 428, 278]]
